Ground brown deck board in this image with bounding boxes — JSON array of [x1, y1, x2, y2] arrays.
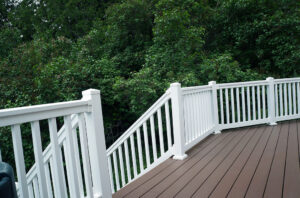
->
[[298, 121, 300, 163], [114, 133, 223, 197], [264, 122, 289, 198], [225, 124, 273, 198], [124, 131, 231, 198], [139, 132, 231, 198], [113, 120, 300, 198], [245, 124, 281, 198], [175, 129, 248, 197], [192, 126, 258, 197], [283, 121, 300, 198], [209, 126, 264, 198], [158, 129, 245, 198]]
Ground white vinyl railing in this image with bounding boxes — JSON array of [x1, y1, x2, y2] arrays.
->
[[216, 80, 270, 129], [0, 77, 299, 198], [182, 85, 215, 151], [274, 78, 300, 121], [0, 89, 112, 198], [106, 90, 174, 192]]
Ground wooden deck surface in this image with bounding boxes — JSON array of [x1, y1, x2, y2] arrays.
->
[[113, 120, 300, 198]]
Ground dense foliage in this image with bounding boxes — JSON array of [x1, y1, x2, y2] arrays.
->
[[0, 0, 299, 169]]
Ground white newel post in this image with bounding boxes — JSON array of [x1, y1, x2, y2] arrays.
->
[[170, 83, 187, 160], [266, 77, 277, 125], [82, 89, 112, 198], [209, 81, 221, 134]]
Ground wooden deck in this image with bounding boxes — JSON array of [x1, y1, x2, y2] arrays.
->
[[113, 120, 300, 198]]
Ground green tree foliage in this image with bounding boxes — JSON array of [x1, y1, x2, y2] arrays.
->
[[207, 0, 300, 76], [0, 0, 299, 169]]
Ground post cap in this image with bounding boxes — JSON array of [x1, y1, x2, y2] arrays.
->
[[266, 77, 274, 81], [82, 89, 100, 96], [208, 81, 216, 85], [82, 89, 100, 99], [170, 82, 181, 87]]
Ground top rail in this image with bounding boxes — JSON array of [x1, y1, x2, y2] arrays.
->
[[274, 77, 300, 83], [182, 85, 212, 95], [217, 80, 267, 88], [0, 100, 89, 127]]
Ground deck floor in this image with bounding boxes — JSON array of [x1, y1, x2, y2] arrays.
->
[[113, 120, 300, 198]]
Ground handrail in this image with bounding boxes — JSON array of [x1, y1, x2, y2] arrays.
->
[[107, 90, 171, 155], [0, 100, 89, 127], [218, 80, 267, 88], [274, 77, 300, 83], [182, 85, 212, 95]]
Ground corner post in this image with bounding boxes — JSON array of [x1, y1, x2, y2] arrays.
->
[[266, 77, 277, 125], [209, 81, 221, 134], [82, 89, 112, 198], [170, 83, 187, 160]]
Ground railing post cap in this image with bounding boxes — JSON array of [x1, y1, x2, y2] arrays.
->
[[208, 81, 216, 85], [170, 82, 181, 87], [266, 77, 274, 81], [82, 89, 100, 96]]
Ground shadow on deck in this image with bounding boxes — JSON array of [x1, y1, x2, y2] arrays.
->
[[113, 120, 300, 198]]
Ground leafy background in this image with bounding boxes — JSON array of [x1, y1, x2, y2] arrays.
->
[[0, 0, 299, 170]]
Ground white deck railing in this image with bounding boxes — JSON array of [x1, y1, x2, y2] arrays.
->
[[0, 77, 299, 198], [0, 89, 112, 198]]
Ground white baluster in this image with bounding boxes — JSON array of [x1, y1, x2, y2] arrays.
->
[[143, 122, 150, 166], [225, 88, 230, 124], [293, 83, 296, 115], [124, 140, 131, 182], [242, 87, 246, 122], [11, 124, 29, 198], [164, 101, 172, 149], [231, 88, 235, 123], [130, 135, 138, 177], [107, 156, 115, 193], [257, 86, 261, 119], [280, 83, 283, 116], [64, 115, 80, 198], [33, 177, 40, 198], [48, 118, 67, 198], [118, 146, 125, 187], [252, 86, 256, 120], [77, 113, 93, 197], [112, 151, 120, 190], [44, 162, 53, 198], [247, 86, 251, 121], [157, 109, 165, 154], [220, 89, 224, 124], [31, 121, 48, 198], [288, 83, 292, 115], [136, 128, 144, 172], [150, 115, 158, 159], [236, 87, 240, 123]]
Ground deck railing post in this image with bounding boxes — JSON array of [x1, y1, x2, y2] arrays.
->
[[266, 77, 277, 125], [209, 81, 221, 133], [82, 89, 112, 198], [170, 83, 187, 160]]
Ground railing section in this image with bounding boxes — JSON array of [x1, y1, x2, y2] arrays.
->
[[217, 80, 269, 130], [0, 89, 111, 198], [182, 85, 215, 151], [106, 91, 174, 193], [1, 77, 300, 197], [274, 78, 300, 121]]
